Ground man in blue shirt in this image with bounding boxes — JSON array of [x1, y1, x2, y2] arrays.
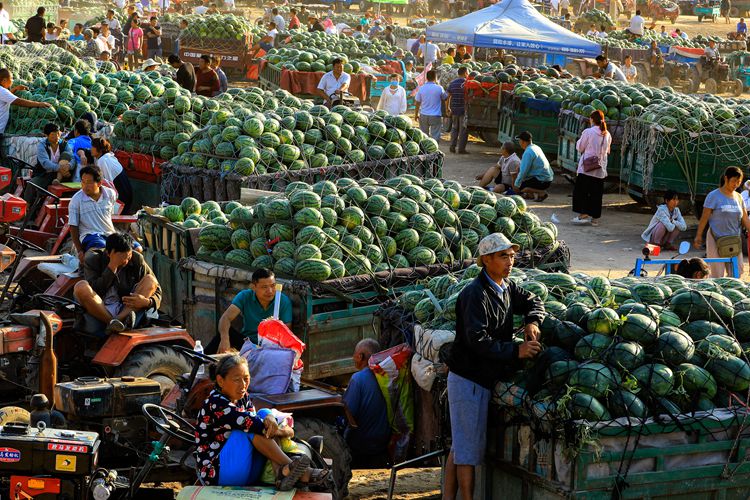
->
[[414, 70, 447, 143], [447, 66, 468, 154], [210, 268, 293, 353], [342, 338, 390, 466], [514, 131, 554, 202]]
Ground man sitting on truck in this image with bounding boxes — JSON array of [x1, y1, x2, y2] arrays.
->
[[74, 231, 161, 336], [316, 58, 351, 107], [208, 268, 293, 354]]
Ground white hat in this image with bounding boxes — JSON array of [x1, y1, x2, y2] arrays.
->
[[141, 58, 158, 70], [476, 233, 519, 267]]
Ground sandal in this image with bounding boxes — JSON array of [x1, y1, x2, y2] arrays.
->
[[303, 468, 330, 487], [534, 193, 549, 202], [276, 455, 311, 491]]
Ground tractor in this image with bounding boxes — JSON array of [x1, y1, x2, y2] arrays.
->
[[692, 56, 745, 95], [658, 61, 699, 93], [727, 51, 750, 91]]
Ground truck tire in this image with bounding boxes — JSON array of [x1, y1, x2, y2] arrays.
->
[[114, 345, 191, 397], [479, 129, 500, 146], [293, 417, 352, 500]]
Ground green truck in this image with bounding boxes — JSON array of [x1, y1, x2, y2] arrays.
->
[[620, 117, 750, 212], [497, 93, 560, 160], [477, 408, 750, 498]]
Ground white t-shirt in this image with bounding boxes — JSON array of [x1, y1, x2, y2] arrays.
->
[[420, 42, 440, 65], [45, 33, 58, 41], [704, 46, 719, 59], [596, 31, 608, 38], [629, 14, 645, 35], [317, 71, 351, 96], [0, 86, 17, 134], [108, 18, 122, 31], [376, 85, 407, 116], [0, 9, 9, 21], [273, 14, 286, 31], [268, 28, 278, 42], [94, 37, 108, 53], [586, 29, 597, 36], [99, 34, 116, 50], [623, 64, 637, 81], [194, 5, 209, 14], [96, 152, 123, 182]]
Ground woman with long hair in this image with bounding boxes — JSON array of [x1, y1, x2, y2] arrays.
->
[[91, 137, 133, 214], [695, 166, 750, 277], [571, 110, 612, 226]]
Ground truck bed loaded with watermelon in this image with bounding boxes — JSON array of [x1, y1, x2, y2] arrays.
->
[[393, 265, 750, 497]]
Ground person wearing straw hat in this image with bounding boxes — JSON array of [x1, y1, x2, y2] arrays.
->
[[444, 233, 544, 500], [209, 268, 293, 354], [141, 58, 158, 71]]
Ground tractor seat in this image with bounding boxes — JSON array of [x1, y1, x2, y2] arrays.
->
[[37, 258, 80, 280]]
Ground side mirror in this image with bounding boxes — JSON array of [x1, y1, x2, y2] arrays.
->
[[678, 241, 691, 255]]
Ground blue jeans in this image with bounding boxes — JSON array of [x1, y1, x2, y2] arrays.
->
[[82, 233, 142, 252], [81, 310, 147, 338], [218, 430, 267, 486]]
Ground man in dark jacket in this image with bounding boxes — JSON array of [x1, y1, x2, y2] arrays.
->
[[25, 7, 46, 43], [444, 233, 544, 500], [73, 232, 161, 336], [168, 54, 196, 92]]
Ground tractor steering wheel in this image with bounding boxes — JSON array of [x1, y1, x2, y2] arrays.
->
[[142, 404, 196, 445], [173, 344, 217, 366], [6, 234, 46, 254], [32, 294, 85, 315]]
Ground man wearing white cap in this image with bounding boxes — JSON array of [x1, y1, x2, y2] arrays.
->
[[444, 233, 544, 500], [141, 58, 158, 72]]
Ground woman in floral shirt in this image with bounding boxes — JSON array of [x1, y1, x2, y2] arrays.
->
[[196, 353, 325, 489]]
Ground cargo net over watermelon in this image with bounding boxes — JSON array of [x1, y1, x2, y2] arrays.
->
[[478, 270, 750, 472], [622, 98, 750, 207], [156, 88, 450, 202], [175, 177, 566, 284], [5, 54, 177, 136]]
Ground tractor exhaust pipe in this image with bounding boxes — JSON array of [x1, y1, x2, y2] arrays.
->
[[38, 312, 57, 404]]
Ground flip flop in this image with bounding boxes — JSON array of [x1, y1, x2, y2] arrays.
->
[[276, 455, 311, 491]]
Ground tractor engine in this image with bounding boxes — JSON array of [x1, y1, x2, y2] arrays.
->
[[54, 376, 163, 466], [0, 324, 37, 402], [665, 61, 690, 81], [714, 62, 730, 81]]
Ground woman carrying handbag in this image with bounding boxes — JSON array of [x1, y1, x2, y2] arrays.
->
[[571, 110, 612, 226]]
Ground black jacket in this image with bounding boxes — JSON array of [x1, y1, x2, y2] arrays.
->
[[84, 249, 162, 310], [25, 15, 45, 43], [175, 62, 196, 92], [447, 271, 545, 389]]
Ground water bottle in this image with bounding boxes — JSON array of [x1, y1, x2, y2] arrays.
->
[[194, 340, 205, 375]]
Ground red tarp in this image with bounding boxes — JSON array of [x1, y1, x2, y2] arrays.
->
[[279, 69, 371, 102]]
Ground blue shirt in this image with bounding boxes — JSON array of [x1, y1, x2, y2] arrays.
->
[[69, 34, 84, 41], [231, 289, 293, 344], [739, 22, 748, 33], [67, 135, 92, 181], [515, 144, 553, 188], [704, 188, 743, 238], [343, 367, 390, 456], [415, 81, 447, 117], [484, 270, 507, 295], [447, 77, 466, 115]]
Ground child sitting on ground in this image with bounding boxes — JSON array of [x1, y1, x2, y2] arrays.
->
[[641, 189, 687, 251], [475, 141, 520, 194]]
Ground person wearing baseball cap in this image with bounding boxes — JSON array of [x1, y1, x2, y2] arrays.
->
[[444, 233, 545, 500], [514, 130, 554, 202]]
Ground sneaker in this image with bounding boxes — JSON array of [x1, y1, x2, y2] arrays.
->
[[106, 318, 126, 335], [571, 216, 592, 225], [123, 310, 137, 330]]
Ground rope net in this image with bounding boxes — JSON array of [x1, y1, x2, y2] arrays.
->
[[386, 267, 750, 490]]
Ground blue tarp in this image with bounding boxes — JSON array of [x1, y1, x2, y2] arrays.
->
[[425, 0, 601, 58]]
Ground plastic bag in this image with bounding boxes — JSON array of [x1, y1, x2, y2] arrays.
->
[[259, 318, 306, 370], [410, 354, 436, 392]]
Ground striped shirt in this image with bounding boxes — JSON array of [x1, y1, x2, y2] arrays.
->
[[447, 77, 466, 116]]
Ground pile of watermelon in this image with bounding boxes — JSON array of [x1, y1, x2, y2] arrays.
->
[[0, 43, 96, 83], [264, 47, 372, 75], [574, 9, 616, 30], [159, 177, 560, 282], [164, 87, 440, 174], [6, 69, 176, 136], [286, 30, 396, 58], [402, 267, 750, 422], [112, 86, 207, 158], [633, 93, 750, 136], [176, 13, 253, 42]]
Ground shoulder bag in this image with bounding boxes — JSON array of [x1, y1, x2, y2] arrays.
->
[[711, 192, 743, 258], [582, 132, 607, 173]]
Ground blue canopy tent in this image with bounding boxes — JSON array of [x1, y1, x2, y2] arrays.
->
[[425, 0, 601, 60]]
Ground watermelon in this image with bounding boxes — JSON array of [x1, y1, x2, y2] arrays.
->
[[620, 314, 658, 345], [607, 341, 645, 371], [568, 362, 619, 399], [632, 363, 674, 397], [586, 308, 620, 335], [567, 393, 610, 421], [574, 333, 613, 361], [295, 259, 331, 282], [180, 197, 201, 217], [608, 389, 647, 419]]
